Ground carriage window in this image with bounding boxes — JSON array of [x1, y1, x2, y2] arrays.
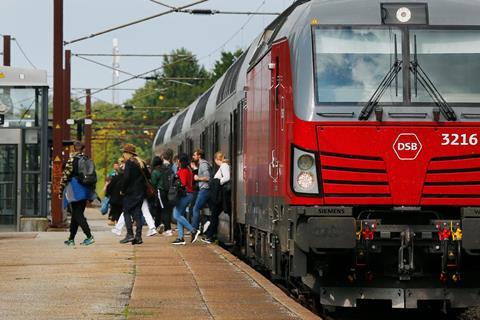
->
[[313, 27, 403, 104], [410, 30, 480, 103]]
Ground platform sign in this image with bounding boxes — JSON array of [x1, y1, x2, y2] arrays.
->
[[393, 133, 422, 160]]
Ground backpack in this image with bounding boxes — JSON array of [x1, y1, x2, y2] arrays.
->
[[167, 175, 186, 206], [75, 155, 97, 186], [158, 163, 175, 192]]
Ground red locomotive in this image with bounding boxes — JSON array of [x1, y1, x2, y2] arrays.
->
[[154, 0, 480, 311]]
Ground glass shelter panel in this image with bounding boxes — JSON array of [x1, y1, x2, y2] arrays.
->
[[313, 27, 403, 104], [0, 88, 42, 127], [23, 143, 40, 216], [410, 30, 480, 104], [0, 145, 17, 225]]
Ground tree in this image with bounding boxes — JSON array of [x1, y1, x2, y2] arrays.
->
[[211, 49, 244, 82]]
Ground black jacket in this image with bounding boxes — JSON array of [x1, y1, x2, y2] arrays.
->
[[121, 158, 149, 211], [106, 173, 124, 206], [209, 178, 222, 206]]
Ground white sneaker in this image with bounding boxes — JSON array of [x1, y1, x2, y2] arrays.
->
[[111, 228, 121, 236], [202, 221, 210, 234], [147, 228, 157, 237], [163, 229, 174, 237]]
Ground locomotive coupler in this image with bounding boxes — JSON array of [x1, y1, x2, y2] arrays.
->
[[398, 227, 415, 281]]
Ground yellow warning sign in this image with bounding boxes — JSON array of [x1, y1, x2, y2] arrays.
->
[[0, 73, 4, 79], [55, 124, 61, 129], [54, 156, 61, 162]]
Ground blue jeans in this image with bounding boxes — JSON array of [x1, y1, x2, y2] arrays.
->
[[192, 189, 210, 230], [173, 193, 194, 239]]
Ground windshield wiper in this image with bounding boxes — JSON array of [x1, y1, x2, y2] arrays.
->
[[359, 34, 402, 120], [411, 35, 457, 121]]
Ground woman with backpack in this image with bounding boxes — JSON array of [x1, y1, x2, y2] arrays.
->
[[171, 153, 201, 245], [59, 141, 96, 246]]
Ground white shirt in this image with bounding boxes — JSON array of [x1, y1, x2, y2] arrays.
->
[[214, 162, 230, 185]]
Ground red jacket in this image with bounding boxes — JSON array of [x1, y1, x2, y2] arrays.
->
[[178, 167, 194, 193]]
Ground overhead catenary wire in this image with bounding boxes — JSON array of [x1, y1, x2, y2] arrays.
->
[[199, 0, 267, 61], [72, 53, 204, 101], [72, 88, 143, 91], [75, 54, 138, 77], [64, 0, 208, 45], [179, 9, 280, 15], [75, 53, 189, 57], [13, 38, 37, 69], [149, 0, 176, 10], [73, 54, 203, 89]]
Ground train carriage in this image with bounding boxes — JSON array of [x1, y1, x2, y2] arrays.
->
[[154, 0, 480, 311]]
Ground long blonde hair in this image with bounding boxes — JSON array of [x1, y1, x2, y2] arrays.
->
[[214, 151, 229, 164], [129, 155, 146, 169]]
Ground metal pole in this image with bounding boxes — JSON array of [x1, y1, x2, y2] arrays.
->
[[40, 87, 49, 220], [85, 89, 92, 158], [51, 0, 64, 227], [64, 50, 71, 142], [3, 35, 11, 66]]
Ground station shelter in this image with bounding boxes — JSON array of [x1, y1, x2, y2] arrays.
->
[[0, 66, 49, 231]]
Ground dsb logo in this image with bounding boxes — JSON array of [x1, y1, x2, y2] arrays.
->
[[396, 142, 419, 151], [393, 133, 422, 160]]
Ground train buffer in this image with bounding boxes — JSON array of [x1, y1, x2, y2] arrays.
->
[[0, 208, 319, 319]]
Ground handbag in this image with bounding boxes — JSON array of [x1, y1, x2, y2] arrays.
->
[[100, 196, 110, 215], [222, 181, 232, 193], [139, 163, 156, 200]]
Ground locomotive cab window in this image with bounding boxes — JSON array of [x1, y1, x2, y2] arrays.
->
[[313, 27, 403, 104], [410, 29, 480, 104]]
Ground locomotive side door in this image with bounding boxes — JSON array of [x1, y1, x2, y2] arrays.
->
[[270, 41, 288, 220]]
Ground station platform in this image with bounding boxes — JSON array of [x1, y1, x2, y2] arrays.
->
[[0, 208, 320, 320]]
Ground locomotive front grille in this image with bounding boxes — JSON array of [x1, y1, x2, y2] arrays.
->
[[423, 154, 480, 201], [320, 152, 392, 201]]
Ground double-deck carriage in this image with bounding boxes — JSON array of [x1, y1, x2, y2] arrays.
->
[[154, 0, 480, 311]]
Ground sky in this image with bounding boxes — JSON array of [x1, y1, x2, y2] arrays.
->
[[0, 0, 293, 104]]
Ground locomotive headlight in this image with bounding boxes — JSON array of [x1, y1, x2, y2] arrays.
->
[[297, 171, 314, 190], [292, 146, 320, 195], [297, 154, 314, 170]]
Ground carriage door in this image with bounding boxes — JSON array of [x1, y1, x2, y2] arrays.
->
[[0, 129, 21, 230]]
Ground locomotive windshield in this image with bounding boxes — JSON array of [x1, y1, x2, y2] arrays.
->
[[313, 27, 403, 104], [313, 27, 480, 105], [410, 29, 480, 103]]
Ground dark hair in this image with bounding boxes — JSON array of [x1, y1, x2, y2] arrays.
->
[[73, 141, 85, 151], [162, 148, 174, 162], [152, 156, 162, 168], [179, 153, 190, 169], [193, 149, 204, 158]]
